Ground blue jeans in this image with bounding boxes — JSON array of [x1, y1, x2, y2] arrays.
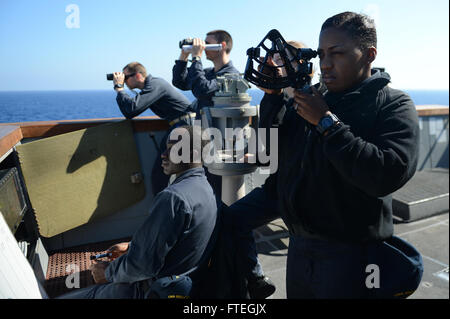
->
[[224, 187, 279, 279]]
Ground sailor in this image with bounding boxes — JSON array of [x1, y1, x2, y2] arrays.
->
[[227, 11, 420, 298], [114, 61, 194, 124], [113, 62, 197, 195], [172, 30, 240, 199], [172, 30, 239, 116], [58, 125, 217, 299], [224, 40, 317, 299]]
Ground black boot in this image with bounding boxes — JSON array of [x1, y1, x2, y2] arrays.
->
[[247, 276, 276, 299]]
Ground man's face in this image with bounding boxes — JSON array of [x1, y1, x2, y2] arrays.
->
[[161, 128, 191, 176], [272, 51, 303, 78], [205, 34, 220, 61], [161, 142, 184, 176], [123, 68, 138, 89], [272, 53, 288, 77], [318, 28, 370, 93]]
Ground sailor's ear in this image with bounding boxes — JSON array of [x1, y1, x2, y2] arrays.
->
[[366, 46, 377, 64]]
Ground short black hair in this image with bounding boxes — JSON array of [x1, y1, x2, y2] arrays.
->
[[321, 11, 377, 50], [207, 30, 233, 53]]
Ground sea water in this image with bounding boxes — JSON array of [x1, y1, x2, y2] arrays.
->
[[0, 89, 448, 123]]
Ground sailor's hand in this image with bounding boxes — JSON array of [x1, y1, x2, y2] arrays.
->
[[293, 86, 330, 125], [107, 242, 129, 261], [113, 72, 125, 86], [179, 49, 191, 62], [90, 260, 109, 284], [179, 38, 192, 61], [257, 56, 283, 95], [191, 38, 205, 58]]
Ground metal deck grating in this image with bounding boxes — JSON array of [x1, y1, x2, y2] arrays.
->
[[44, 237, 131, 298]]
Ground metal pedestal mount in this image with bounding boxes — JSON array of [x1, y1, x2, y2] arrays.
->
[[200, 73, 258, 206]]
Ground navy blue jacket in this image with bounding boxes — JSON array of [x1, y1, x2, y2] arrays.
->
[[105, 167, 217, 283], [172, 60, 239, 114], [260, 70, 420, 243], [116, 75, 194, 121]]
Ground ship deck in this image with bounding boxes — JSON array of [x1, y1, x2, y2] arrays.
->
[[43, 212, 449, 299], [0, 109, 448, 299], [255, 213, 449, 299]]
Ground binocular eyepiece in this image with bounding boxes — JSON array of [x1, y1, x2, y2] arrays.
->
[[179, 38, 193, 49]]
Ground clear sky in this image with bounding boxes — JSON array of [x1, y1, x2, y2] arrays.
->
[[0, 0, 448, 91]]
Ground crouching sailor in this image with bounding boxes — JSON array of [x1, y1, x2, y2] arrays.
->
[[58, 126, 217, 299]]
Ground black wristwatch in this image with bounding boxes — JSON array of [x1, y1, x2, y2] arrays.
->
[[191, 56, 201, 62], [114, 83, 124, 89], [316, 113, 340, 135]]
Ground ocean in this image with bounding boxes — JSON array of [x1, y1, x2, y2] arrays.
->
[[0, 89, 448, 123]]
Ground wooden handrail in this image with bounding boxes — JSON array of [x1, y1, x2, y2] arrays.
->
[[3, 116, 169, 139], [0, 116, 168, 159], [0, 125, 23, 160], [416, 105, 449, 117]]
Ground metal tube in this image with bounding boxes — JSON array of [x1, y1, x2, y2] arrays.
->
[[221, 175, 246, 206], [182, 44, 222, 52]]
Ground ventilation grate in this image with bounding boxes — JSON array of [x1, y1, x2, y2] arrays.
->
[[44, 237, 131, 298]]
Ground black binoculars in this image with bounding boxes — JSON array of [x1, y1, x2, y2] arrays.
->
[[179, 38, 193, 49]]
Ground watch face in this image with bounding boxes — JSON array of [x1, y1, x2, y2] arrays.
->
[[321, 117, 333, 128]]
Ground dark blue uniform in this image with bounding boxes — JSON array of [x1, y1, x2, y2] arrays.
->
[[172, 60, 239, 116], [58, 167, 217, 298], [172, 60, 240, 198], [116, 74, 194, 121]]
